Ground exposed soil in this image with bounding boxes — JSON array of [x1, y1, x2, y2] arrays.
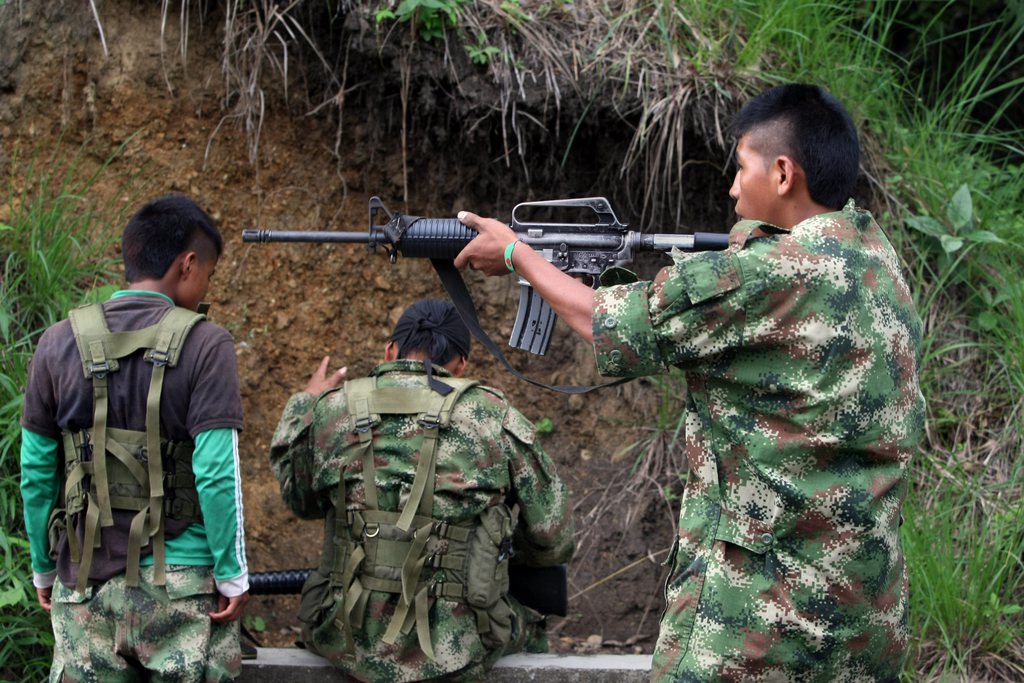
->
[[1, 2, 696, 654]]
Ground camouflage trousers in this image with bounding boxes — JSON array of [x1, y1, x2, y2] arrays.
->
[[50, 565, 240, 682]]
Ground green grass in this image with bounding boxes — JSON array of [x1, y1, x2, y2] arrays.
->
[[0, 141, 137, 681], [903, 461, 1024, 679]]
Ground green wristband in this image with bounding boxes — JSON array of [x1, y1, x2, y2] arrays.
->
[[503, 240, 519, 273]]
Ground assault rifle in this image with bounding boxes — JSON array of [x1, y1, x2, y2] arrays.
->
[[249, 564, 569, 616], [243, 196, 729, 391]]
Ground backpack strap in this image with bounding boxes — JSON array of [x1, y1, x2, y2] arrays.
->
[[64, 303, 205, 590], [140, 306, 205, 587], [395, 377, 477, 533]]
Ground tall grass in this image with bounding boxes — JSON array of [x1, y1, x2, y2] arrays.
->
[[903, 460, 1024, 680], [0, 142, 136, 680]]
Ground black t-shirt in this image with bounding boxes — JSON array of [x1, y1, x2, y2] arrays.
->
[[22, 294, 244, 438]]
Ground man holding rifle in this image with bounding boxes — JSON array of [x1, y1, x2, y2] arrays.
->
[[268, 299, 575, 682], [455, 83, 925, 681]]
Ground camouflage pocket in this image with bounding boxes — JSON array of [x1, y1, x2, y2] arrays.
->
[[301, 571, 354, 663], [714, 505, 778, 557], [163, 565, 216, 600], [466, 506, 514, 650], [465, 505, 512, 610]]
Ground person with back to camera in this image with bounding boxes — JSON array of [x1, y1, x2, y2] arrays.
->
[[20, 194, 250, 681], [453, 83, 925, 682], [268, 298, 575, 682]]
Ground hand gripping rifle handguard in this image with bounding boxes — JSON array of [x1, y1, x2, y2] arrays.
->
[[243, 196, 729, 357]]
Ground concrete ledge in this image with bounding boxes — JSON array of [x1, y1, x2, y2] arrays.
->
[[242, 648, 652, 682]]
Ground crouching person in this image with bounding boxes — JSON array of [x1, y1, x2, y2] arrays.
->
[[269, 299, 575, 682]]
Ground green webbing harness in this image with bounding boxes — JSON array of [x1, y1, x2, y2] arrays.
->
[[326, 375, 482, 661], [60, 303, 206, 592]]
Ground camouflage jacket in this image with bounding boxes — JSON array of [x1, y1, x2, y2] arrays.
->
[[269, 360, 574, 681], [593, 203, 924, 682]]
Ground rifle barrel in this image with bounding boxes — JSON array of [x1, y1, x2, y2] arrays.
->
[[242, 229, 378, 244], [642, 231, 730, 252]]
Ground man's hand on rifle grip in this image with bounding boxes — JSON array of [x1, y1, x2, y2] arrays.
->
[[455, 211, 517, 276]]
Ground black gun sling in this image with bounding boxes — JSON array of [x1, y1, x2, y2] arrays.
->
[[429, 258, 632, 395]]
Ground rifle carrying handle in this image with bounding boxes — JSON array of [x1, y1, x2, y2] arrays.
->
[[510, 282, 557, 355]]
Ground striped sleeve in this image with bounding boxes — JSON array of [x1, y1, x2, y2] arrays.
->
[[193, 428, 249, 596]]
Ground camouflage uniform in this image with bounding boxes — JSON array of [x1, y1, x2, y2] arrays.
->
[[269, 359, 575, 682], [51, 565, 240, 682], [593, 202, 925, 682]]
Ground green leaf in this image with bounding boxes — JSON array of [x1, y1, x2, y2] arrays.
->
[[939, 234, 964, 253], [947, 183, 973, 232], [535, 417, 554, 434], [906, 215, 946, 239], [394, 0, 419, 19], [0, 585, 24, 609], [976, 311, 1000, 331], [964, 230, 1004, 244], [245, 615, 267, 632]]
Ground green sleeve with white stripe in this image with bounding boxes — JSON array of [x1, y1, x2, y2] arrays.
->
[[193, 428, 248, 584]]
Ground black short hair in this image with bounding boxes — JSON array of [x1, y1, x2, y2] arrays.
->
[[389, 299, 471, 366], [731, 83, 859, 210], [121, 195, 223, 282]]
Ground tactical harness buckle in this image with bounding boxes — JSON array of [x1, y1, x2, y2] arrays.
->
[[363, 522, 380, 539], [354, 417, 375, 433], [89, 360, 112, 378], [419, 414, 441, 430], [146, 349, 170, 367]]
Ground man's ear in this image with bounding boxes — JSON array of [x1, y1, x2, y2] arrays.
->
[[774, 156, 801, 197], [448, 355, 468, 377], [383, 340, 398, 362], [179, 251, 198, 279]]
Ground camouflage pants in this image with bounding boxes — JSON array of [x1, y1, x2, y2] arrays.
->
[[50, 565, 240, 682]]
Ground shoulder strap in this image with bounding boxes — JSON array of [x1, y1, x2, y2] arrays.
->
[[67, 303, 206, 378], [394, 377, 477, 532], [68, 304, 117, 378], [145, 306, 206, 368], [420, 377, 478, 429], [343, 377, 381, 513], [342, 375, 479, 531]]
